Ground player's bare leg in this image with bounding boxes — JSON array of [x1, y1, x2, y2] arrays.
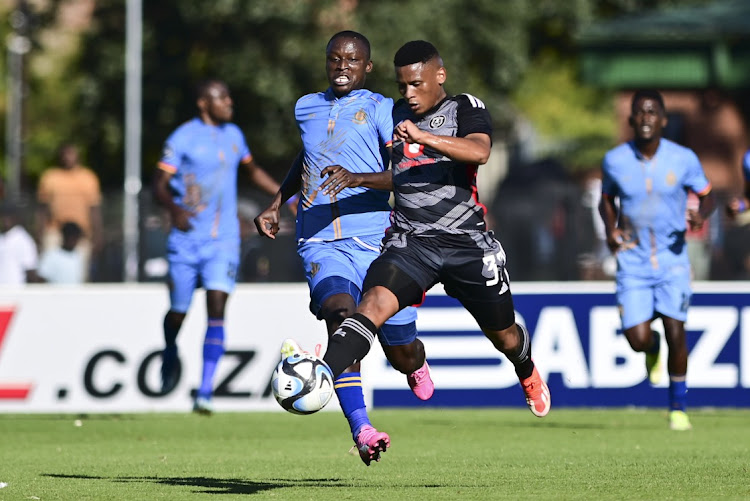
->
[[624, 321, 662, 385], [383, 340, 434, 401], [161, 310, 185, 394], [484, 323, 550, 417]]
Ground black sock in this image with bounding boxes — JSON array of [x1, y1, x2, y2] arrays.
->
[[324, 313, 377, 377], [163, 315, 179, 348], [508, 323, 534, 380]]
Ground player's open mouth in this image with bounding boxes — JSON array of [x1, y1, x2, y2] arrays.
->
[[334, 76, 350, 85]]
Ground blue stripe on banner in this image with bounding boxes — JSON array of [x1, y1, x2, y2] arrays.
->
[[374, 386, 750, 408], [387, 358, 502, 367], [373, 288, 750, 408]]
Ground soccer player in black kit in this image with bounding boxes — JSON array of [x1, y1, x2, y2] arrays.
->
[[317, 40, 551, 462]]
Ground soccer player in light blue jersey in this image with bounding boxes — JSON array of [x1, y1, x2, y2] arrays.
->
[[153, 79, 283, 415], [725, 149, 750, 219], [599, 90, 715, 431], [254, 31, 429, 466]]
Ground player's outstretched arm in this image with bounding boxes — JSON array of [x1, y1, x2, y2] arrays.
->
[[394, 119, 491, 165], [152, 168, 194, 232], [725, 180, 750, 219], [254, 151, 303, 238], [598, 193, 631, 253], [319, 165, 393, 196], [243, 158, 281, 197], [688, 190, 716, 230]]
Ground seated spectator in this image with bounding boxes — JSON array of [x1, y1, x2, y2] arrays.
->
[[0, 203, 42, 284], [36, 143, 102, 280], [38, 221, 85, 284]]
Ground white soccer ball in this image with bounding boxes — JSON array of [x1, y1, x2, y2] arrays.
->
[[272, 353, 334, 415]]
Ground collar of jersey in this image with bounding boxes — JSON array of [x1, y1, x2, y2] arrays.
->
[[629, 137, 665, 161], [193, 116, 228, 129], [324, 87, 368, 102]]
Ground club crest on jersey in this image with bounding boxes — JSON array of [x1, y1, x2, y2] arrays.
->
[[353, 109, 367, 124], [429, 115, 446, 129], [310, 262, 321, 277], [666, 170, 676, 186]]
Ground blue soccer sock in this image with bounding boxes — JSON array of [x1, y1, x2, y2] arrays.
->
[[669, 375, 688, 412], [334, 372, 371, 441], [198, 318, 226, 399], [163, 315, 180, 349]]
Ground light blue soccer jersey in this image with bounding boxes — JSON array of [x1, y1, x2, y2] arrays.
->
[[743, 149, 750, 181], [158, 117, 251, 242], [295, 88, 394, 242], [602, 139, 711, 277]]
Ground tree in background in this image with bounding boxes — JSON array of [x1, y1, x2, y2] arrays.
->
[[3, 0, 716, 189]]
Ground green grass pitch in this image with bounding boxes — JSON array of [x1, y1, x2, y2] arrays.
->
[[0, 408, 748, 500]]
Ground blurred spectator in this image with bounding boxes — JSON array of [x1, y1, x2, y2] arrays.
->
[[685, 191, 712, 280], [0, 203, 43, 284], [725, 148, 750, 220], [38, 221, 85, 285], [36, 143, 102, 280]]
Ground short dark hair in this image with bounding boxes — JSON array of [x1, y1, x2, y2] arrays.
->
[[394, 40, 440, 67], [195, 79, 226, 100], [631, 89, 665, 113], [61, 221, 83, 240], [327, 31, 371, 60]]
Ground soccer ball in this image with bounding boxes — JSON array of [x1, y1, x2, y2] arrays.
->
[[272, 353, 334, 415]]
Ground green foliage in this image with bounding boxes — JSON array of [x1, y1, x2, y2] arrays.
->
[[1, 0, 68, 188], [2, 0, 723, 190], [512, 53, 617, 170], [0, 409, 748, 499]]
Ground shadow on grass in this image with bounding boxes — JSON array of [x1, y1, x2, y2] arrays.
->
[[43, 473, 347, 495]]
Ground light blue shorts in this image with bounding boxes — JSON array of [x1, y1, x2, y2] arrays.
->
[[167, 233, 239, 313], [298, 235, 417, 340], [616, 262, 692, 330]]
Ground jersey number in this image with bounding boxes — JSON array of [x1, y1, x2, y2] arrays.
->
[[483, 249, 507, 287]]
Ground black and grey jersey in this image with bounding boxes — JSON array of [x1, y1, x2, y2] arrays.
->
[[390, 93, 493, 236]]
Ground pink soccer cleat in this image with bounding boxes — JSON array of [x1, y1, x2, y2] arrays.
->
[[407, 361, 434, 400], [355, 425, 390, 466]]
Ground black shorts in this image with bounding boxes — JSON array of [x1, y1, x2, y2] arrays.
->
[[364, 231, 516, 331]]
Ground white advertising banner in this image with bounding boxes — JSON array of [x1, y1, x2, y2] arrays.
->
[[0, 284, 329, 413], [0, 282, 748, 413]]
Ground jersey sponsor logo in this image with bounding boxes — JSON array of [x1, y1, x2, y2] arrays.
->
[[354, 109, 367, 124], [429, 115, 446, 129], [398, 157, 439, 169], [403, 142, 424, 159]]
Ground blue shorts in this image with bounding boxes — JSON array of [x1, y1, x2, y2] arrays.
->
[[616, 262, 692, 329], [298, 235, 418, 344], [167, 233, 239, 313]]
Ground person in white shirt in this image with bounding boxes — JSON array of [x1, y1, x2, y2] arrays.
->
[[38, 221, 85, 284], [0, 203, 42, 285]]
